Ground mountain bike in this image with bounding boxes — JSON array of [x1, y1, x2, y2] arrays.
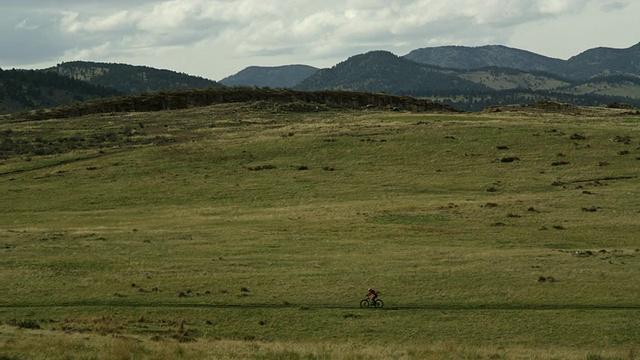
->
[[360, 297, 384, 308]]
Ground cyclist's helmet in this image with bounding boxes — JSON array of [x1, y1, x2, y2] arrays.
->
[[368, 288, 372, 291]]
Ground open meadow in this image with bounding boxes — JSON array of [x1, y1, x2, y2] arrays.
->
[[1, 101, 639, 359]]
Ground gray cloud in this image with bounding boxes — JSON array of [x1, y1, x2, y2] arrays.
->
[[1, 13, 71, 65], [600, 1, 630, 12]]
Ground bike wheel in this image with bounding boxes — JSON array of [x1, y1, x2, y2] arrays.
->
[[360, 299, 370, 308], [374, 299, 384, 308]]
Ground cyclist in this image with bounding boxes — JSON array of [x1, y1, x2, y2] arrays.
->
[[366, 288, 379, 303]]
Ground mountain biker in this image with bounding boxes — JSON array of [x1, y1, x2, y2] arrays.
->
[[366, 288, 379, 303]]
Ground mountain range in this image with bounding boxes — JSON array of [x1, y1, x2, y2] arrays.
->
[[222, 42, 640, 110], [222, 42, 640, 85], [2, 42, 639, 114], [405, 43, 640, 80]]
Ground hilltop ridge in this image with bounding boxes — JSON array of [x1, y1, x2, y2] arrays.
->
[[9, 87, 459, 121], [47, 61, 223, 94]]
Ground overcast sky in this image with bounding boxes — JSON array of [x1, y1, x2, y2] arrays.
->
[[2, 0, 638, 81]]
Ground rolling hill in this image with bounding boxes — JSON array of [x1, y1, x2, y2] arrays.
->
[[1, 98, 640, 359]]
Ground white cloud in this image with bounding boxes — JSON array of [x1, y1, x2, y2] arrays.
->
[[59, 11, 80, 32], [138, 1, 199, 32], [61, 10, 133, 33], [291, 11, 342, 39], [537, 0, 578, 14], [15, 18, 39, 30], [86, 11, 133, 33]]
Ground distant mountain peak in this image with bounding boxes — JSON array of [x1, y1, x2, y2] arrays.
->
[[219, 64, 318, 88], [295, 49, 488, 94], [565, 42, 640, 79], [403, 44, 566, 73]]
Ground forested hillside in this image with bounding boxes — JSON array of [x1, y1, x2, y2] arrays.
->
[[295, 51, 487, 95], [0, 68, 121, 115], [48, 61, 223, 94]]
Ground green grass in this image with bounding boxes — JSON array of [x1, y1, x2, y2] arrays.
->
[[1, 104, 640, 359]]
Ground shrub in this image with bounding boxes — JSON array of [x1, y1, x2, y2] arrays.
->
[[248, 165, 276, 171], [8, 319, 40, 329]]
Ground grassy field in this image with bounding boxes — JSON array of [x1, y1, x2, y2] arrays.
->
[[1, 102, 639, 359]]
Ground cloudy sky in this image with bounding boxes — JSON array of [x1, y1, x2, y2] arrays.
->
[[2, 0, 638, 81]]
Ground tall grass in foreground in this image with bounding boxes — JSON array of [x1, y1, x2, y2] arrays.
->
[[1, 325, 636, 359]]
